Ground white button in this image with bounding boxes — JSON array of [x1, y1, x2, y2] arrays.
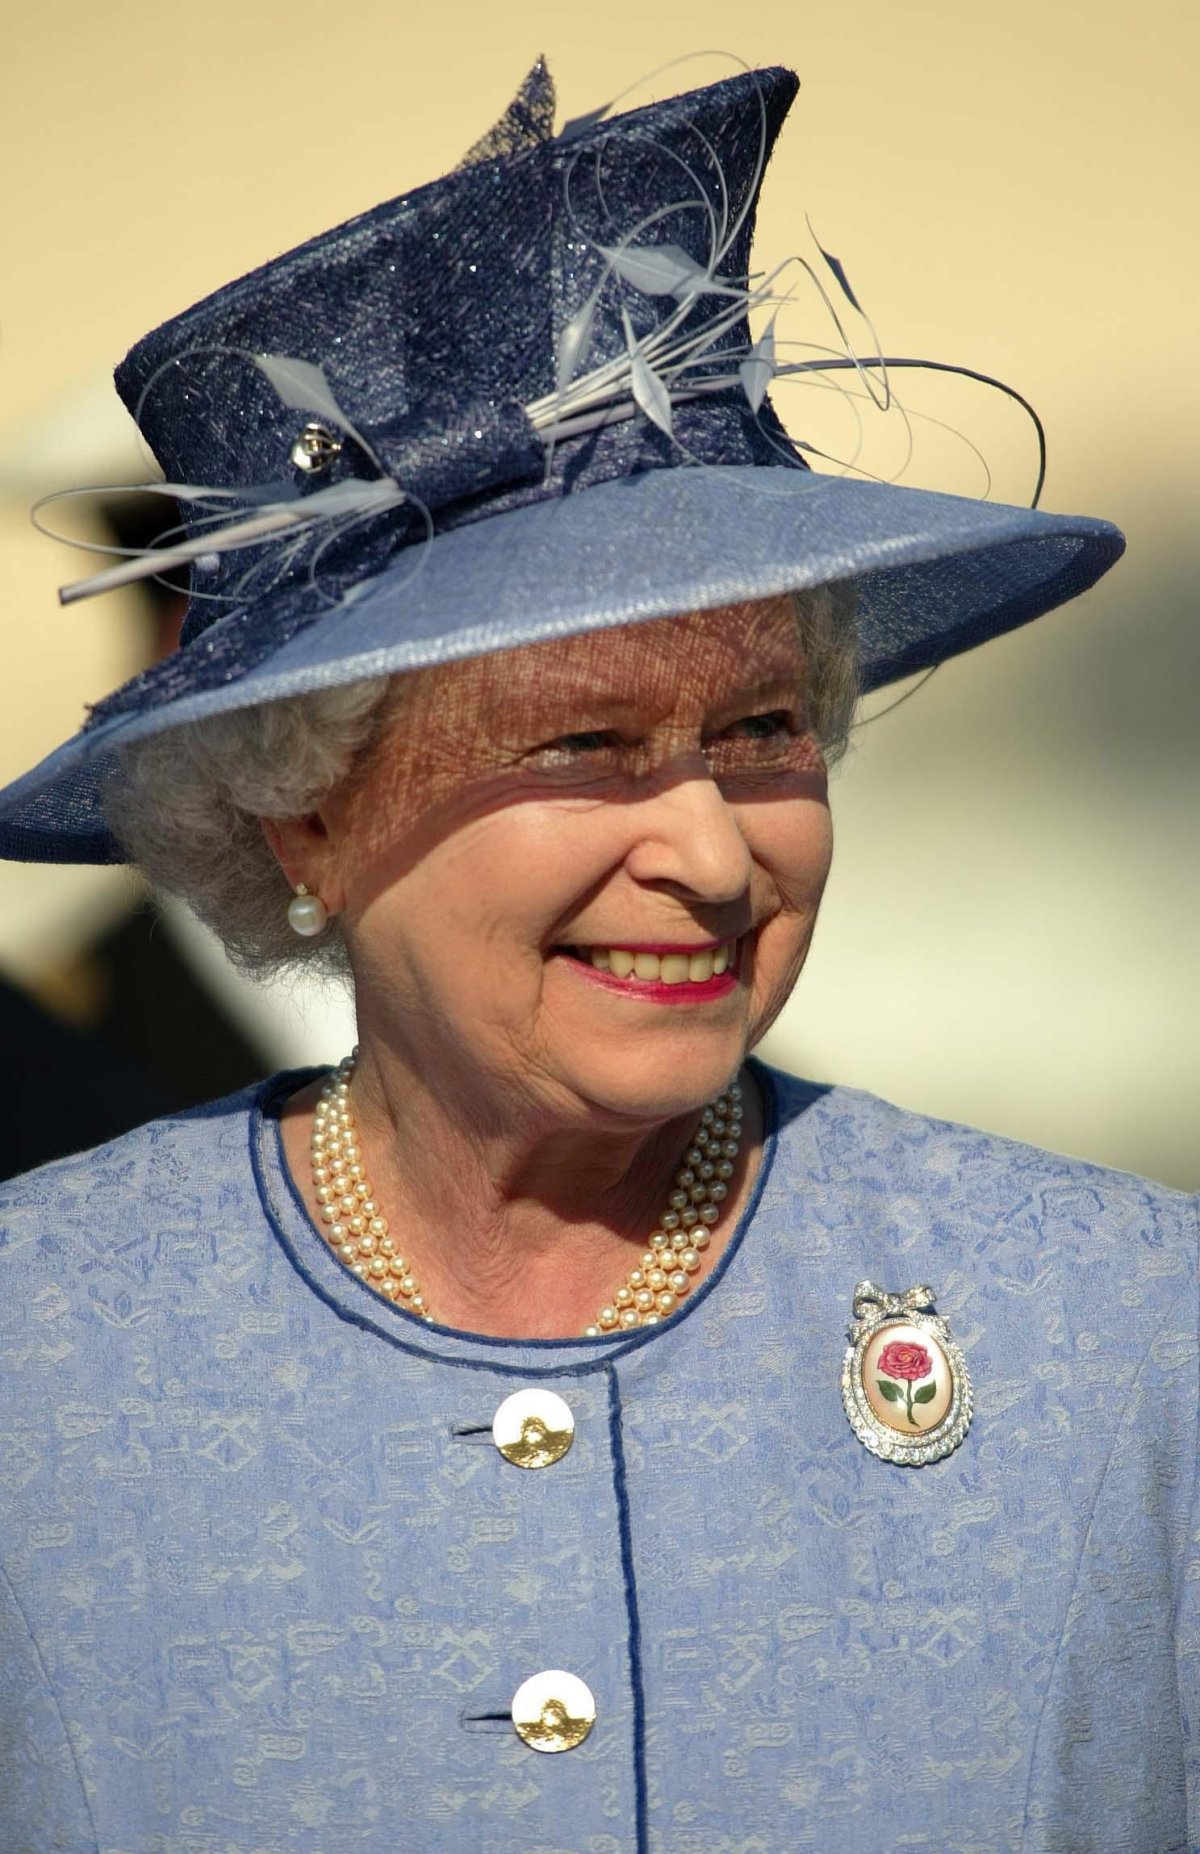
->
[[491, 1388, 575, 1468], [511, 1669, 596, 1751]]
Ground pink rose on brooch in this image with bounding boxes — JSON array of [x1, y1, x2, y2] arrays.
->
[[876, 1338, 936, 1429]]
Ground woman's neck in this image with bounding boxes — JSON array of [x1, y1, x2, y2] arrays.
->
[[280, 1051, 763, 1339]]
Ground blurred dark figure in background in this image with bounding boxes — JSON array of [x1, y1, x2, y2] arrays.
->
[[0, 493, 265, 1180]]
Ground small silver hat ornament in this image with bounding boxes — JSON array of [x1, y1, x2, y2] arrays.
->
[[841, 1281, 973, 1466]]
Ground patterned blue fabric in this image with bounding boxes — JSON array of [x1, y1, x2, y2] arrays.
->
[[0, 1064, 1195, 1852]]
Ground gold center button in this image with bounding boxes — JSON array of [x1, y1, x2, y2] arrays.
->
[[511, 1670, 596, 1752], [491, 1388, 575, 1468]]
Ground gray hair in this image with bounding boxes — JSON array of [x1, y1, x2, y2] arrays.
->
[[104, 586, 859, 981]]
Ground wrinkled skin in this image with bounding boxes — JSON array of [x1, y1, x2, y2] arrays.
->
[[270, 597, 834, 1336]]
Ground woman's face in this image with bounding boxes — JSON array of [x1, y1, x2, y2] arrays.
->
[[312, 597, 834, 1125]]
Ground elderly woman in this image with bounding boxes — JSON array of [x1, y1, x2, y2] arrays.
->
[[0, 59, 1195, 1854]]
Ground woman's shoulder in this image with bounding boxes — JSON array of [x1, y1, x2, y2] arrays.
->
[[0, 1078, 274, 1238], [756, 1064, 1197, 1422], [0, 1078, 312, 1424], [758, 1061, 1196, 1242]]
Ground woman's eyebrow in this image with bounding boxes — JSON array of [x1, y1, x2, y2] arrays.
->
[[509, 694, 643, 730], [704, 674, 808, 715], [730, 668, 802, 695], [512, 677, 803, 731]]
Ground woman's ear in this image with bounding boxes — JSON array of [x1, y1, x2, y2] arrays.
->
[[260, 812, 346, 917]]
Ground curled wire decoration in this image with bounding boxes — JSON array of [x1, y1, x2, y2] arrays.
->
[[539, 56, 1045, 507], [32, 48, 1048, 707], [35, 471, 417, 614], [33, 342, 419, 615], [537, 147, 1045, 505]]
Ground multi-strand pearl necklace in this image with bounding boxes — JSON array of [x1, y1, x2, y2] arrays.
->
[[308, 1053, 743, 1336], [309, 1055, 434, 1322]]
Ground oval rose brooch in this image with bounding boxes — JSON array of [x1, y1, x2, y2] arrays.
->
[[841, 1281, 973, 1466]]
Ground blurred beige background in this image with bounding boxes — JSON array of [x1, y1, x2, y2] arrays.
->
[[0, 0, 1196, 1186]]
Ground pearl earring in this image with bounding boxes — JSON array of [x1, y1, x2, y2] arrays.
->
[[287, 884, 329, 937]]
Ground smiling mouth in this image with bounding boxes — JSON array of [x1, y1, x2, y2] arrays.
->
[[556, 939, 741, 986]]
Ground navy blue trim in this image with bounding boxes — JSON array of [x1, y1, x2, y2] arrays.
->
[[607, 1364, 648, 1854], [250, 1060, 781, 1377]]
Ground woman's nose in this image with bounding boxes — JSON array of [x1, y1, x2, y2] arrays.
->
[[623, 769, 753, 903]]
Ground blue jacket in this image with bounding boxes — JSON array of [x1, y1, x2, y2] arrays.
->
[[1, 1065, 1196, 1852]]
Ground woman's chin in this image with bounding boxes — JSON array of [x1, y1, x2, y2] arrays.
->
[[550, 1033, 750, 1127]]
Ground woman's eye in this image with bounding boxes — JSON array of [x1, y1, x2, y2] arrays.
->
[[721, 710, 794, 741], [550, 731, 620, 753], [522, 729, 626, 773], [705, 709, 821, 778]]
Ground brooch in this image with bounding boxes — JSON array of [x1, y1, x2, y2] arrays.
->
[[841, 1281, 973, 1466]]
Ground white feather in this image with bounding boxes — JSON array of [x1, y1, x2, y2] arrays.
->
[[555, 295, 597, 393], [253, 353, 356, 435], [738, 313, 777, 413], [622, 308, 673, 436], [602, 242, 709, 299]]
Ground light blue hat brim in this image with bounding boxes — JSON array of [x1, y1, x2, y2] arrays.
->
[[0, 464, 1124, 863]]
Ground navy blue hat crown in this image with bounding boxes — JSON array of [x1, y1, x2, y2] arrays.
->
[[1, 55, 1124, 866], [109, 60, 799, 659]]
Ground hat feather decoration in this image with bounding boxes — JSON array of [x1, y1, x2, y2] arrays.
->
[[38, 59, 1036, 614], [1, 54, 1123, 865]]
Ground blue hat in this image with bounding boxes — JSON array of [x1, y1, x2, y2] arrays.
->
[[0, 59, 1123, 864]]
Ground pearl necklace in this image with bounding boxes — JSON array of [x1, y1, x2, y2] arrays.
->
[[309, 1053, 743, 1335]]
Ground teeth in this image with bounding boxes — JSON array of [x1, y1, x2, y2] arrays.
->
[[577, 941, 737, 983]]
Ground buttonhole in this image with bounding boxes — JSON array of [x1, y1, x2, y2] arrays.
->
[[459, 1708, 513, 1734], [448, 1423, 494, 1445]]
